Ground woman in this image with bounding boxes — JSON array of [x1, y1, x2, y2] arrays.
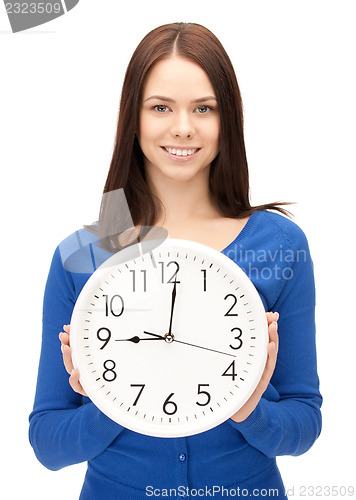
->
[[29, 23, 322, 499]]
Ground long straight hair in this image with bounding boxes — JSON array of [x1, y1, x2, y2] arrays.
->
[[95, 23, 291, 249]]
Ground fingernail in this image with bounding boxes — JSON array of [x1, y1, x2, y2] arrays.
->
[[71, 369, 75, 376]]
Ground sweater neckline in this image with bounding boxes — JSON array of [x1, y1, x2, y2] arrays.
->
[[220, 210, 260, 254]]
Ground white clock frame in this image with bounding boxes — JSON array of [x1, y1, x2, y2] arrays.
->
[[70, 238, 268, 438]]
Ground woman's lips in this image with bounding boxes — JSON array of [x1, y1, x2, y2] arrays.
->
[[161, 146, 201, 160]]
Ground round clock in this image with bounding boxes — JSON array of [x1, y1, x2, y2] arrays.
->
[[70, 238, 268, 438]]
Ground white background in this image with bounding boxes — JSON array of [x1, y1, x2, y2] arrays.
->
[[1, 0, 355, 498]]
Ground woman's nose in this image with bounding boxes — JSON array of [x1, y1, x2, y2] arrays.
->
[[170, 111, 195, 138]]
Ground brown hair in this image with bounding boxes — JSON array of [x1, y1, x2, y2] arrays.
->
[[94, 22, 291, 249]]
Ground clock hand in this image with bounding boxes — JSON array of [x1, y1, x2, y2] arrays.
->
[[168, 280, 177, 335], [143, 331, 235, 357], [143, 330, 174, 343], [143, 331, 165, 339], [172, 339, 236, 357], [115, 335, 165, 344]]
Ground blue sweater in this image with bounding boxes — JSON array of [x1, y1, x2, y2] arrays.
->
[[29, 211, 322, 499]]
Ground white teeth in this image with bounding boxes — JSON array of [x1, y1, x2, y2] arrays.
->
[[164, 147, 198, 157]]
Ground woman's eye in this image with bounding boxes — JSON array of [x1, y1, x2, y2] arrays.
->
[[154, 105, 169, 113], [196, 105, 212, 114]]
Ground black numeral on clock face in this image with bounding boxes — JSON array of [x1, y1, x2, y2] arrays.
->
[[103, 360, 117, 382], [159, 261, 180, 284], [163, 393, 178, 415], [222, 360, 237, 380], [130, 269, 147, 292], [130, 384, 145, 406], [97, 327, 111, 349], [224, 294, 238, 316], [103, 294, 124, 317], [196, 384, 211, 406], [230, 327, 243, 350]]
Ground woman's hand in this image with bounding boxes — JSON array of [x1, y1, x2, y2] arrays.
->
[[59, 325, 88, 397], [230, 311, 279, 423]]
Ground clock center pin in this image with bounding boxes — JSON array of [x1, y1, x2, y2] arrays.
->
[[164, 333, 175, 343]]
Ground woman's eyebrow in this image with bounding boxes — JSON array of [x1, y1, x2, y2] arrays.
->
[[144, 95, 217, 103], [193, 96, 217, 103]]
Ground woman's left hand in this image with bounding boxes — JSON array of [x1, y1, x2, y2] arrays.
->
[[230, 311, 279, 423]]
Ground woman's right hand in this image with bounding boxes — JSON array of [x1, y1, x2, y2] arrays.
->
[[59, 325, 88, 397]]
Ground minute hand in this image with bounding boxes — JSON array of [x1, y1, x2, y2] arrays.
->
[[143, 331, 236, 357], [168, 280, 177, 335], [172, 339, 236, 357]]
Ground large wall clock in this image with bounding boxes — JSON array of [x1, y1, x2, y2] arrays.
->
[[70, 238, 268, 437]]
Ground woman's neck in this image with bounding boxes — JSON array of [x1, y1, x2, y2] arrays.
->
[[148, 176, 221, 227]]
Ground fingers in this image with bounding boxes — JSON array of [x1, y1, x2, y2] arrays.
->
[[59, 332, 69, 347], [266, 311, 279, 325], [266, 311, 279, 352], [69, 368, 88, 397], [61, 343, 74, 375], [59, 325, 72, 374], [59, 324, 70, 348], [258, 320, 278, 392], [268, 318, 279, 352], [258, 341, 278, 394], [258, 314, 279, 394], [59, 324, 88, 397]]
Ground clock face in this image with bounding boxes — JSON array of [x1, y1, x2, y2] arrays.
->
[[70, 238, 268, 438]]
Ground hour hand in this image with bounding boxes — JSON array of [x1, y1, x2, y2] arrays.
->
[[115, 334, 165, 344], [142, 331, 165, 340]]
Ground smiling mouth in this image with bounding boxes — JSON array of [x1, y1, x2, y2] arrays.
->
[[161, 147, 200, 157]]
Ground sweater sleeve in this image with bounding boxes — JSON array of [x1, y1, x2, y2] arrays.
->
[[29, 247, 124, 471], [228, 221, 322, 458]]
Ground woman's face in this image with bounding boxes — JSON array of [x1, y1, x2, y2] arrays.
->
[[138, 56, 220, 187]]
